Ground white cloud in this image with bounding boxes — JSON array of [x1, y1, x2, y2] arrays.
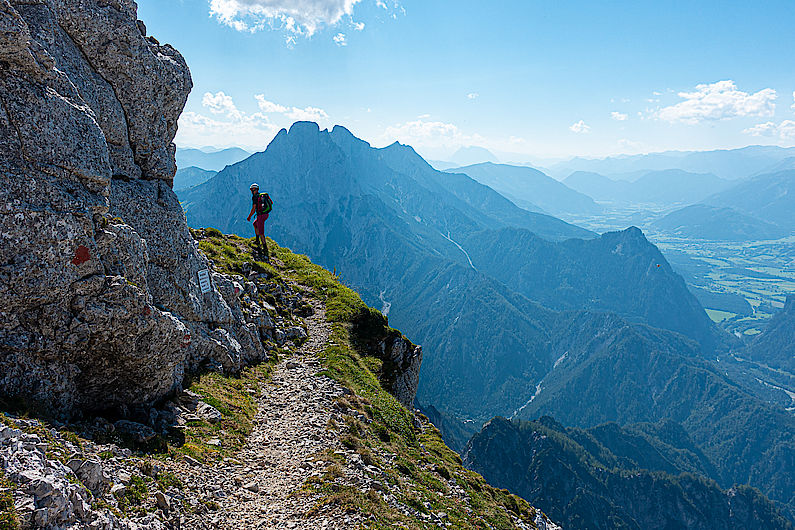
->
[[467, 93, 479, 100], [287, 106, 329, 121], [656, 80, 777, 124], [333, 32, 347, 46], [255, 95, 329, 122], [177, 109, 277, 150], [254, 95, 288, 113], [210, 0, 361, 36], [177, 93, 330, 149], [209, 0, 397, 40], [569, 120, 590, 133], [202, 91, 242, 120], [780, 121, 795, 139], [744, 120, 795, 140], [382, 119, 485, 150], [611, 111, 628, 121], [617, 138, 646, 153], [743, 121, 778, 137]]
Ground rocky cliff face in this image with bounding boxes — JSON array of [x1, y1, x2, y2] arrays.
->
[[0, 0, 265, 416]]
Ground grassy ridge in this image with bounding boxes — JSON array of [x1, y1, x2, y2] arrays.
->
[[196, 231, 548, 529], [0, 230, 551, 528]]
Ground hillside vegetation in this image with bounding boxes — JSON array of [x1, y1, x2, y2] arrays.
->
[[464, 416, 793, 530], [194, 231, 558, 528]]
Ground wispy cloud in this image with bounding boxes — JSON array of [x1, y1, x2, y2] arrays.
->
[[617, 138, 647, 153], [208, 0, 393, 40], [569, 120, 590, 133], [383, 119, 486, 150], [255, 95, 329, 121], [254, 96, 288, 113], [743, 120, 795, 140], [655, 80, 777, 124], [333, 32, 347, 46], [611, 111, 628, 121], [467, 93, 479, 100], [177, 92, 329, 149], [202, 91, 242, 120], [178, 92, 277, 149]]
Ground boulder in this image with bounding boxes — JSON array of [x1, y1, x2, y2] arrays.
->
[[114, 420, 156, 444], [196, 402, 222, 424]]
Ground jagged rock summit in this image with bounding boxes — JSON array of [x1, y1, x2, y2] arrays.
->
[[0, 0, 265, 415]]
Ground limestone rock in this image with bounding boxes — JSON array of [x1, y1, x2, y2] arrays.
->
[[67, 458, 109, 494], [154, 491, 171, 511], [0, 0, 265, 416], [0, 421, 163, 529], [379, 335, 422, 409], [196, 401, 222, 424], [114, 420, 156, 444]]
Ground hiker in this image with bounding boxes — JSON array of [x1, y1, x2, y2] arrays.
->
[[246, 183, 273, 259]]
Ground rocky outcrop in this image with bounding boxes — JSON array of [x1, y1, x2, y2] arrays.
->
[[378, 334, 422, 409], [0, 0, 261, 416], [1, 421, 164, 529], [349, 307, 422, 410]]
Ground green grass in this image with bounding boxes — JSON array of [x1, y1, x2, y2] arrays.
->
[[261, 236, 544, 528], [156, 471, 183, 492], [705, 308, 737, 323], [170, 360, 277, 463], [191, 229, 547, 528], [115, 474, 148, 516], [0, 470, 19, 530]]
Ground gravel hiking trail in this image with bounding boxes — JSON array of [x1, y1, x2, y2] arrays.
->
[[178, 302, 365, 529]]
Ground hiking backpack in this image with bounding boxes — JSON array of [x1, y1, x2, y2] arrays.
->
[[256, 192, 273, 215]]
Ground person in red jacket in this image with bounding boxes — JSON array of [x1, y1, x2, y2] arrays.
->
[[246, 183, 272, 260]]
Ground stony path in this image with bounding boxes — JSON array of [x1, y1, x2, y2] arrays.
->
[[177, 302, 364, 530]]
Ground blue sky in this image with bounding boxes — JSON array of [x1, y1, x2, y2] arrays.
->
[[138, 0, 795, 160]]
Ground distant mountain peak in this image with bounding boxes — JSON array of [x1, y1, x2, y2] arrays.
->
[[451, 145, 499, 165], [288, 120, 321, 136]]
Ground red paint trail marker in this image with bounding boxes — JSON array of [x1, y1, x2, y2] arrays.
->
[[71, 245, 91, 265]]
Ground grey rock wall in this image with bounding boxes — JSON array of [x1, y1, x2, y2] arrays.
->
[[379, 335, 422, 410], [0, 0, 260, 416]]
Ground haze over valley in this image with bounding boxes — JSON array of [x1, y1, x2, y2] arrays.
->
[[3, 1, 794, 528], [176, 124, 795, 524]]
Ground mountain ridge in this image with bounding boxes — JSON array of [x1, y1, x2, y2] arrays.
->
[[550, 145, 795, 180], [464, 416, 793, 530], [176, 146, 251, 171], [452, 162, 602, 217]]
